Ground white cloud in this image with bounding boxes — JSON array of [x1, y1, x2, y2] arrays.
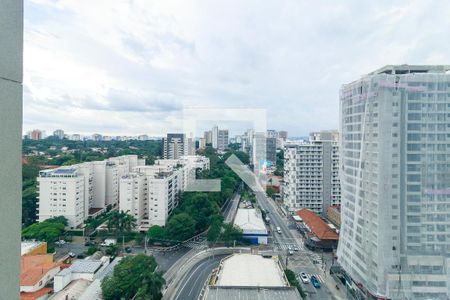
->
[[24, 0, 450, 136]]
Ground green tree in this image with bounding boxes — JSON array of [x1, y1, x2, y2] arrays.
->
[[284, 268, 307, 299], [220, 224, 243, 246], [21, 217, 67, 243], [165, 213, 196, 242], [266, 186, 277, 198], [107, 211, 136, 235], [101, 255, 165, 300], [147, 225, 166, 243]]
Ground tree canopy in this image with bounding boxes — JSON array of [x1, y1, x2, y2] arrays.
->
[[101, 254, 165, 300], [21, 216, 68, 243]]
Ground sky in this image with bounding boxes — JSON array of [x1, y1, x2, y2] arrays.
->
[[24, 0, 450, 137]]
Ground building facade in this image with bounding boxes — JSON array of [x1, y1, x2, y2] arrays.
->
[[217, 129, 229, 152], [162, 133, 186, 159], [283, 131, 340, 214], [37, 155, 145, 228], [53, 129, 65, 139], [337, 65, 450, 300]]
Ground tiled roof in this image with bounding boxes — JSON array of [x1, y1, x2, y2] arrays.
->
[[20, 287, 53, 300], [297, 209, 339, 241], [20, 255, 60, 286]]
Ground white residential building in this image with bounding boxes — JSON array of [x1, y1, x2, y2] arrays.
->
[[37, 167, 86, 228], [37, 155, 145, 228], [337, 65, 450, 300], [122, 155, 210, 229], [133, 164, 182, 227], [212, 126, 219, 149], [283, 130, 340, 214], [119, 173, 147, 226]]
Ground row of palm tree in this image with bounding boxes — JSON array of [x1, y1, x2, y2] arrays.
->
[[106, 210, 137, 234]]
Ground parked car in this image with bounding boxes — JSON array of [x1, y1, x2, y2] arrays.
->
[[68, 252, 76, 258], [311, 275, 321, 288], [55, 240, 66, 246], [288, 249, 294, 255], [293, 245, 299, 251], [100, 239, 117, 247], [299, 272, 309, 284], [124, 247, 132, 253]]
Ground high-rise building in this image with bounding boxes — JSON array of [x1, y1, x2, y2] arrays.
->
[[283, 131, 340, 214], [277, 130, 288, 149], [266, 137, 277, 165], [187, 134, 196, 155], [212, 126, 219, 149], [199, 137, 206, 149], [132, 155, 210, 228], [30, 129, 42, 140], [53, 129, 64, 139], [204, 130, 212, 145], [162, 133, 186, 159], [92, 133, 103, 141], [251, 132, 277, 172], [70, 134, 81, 141], [119, 172, 147, 225], [337, 65, 450, 300], [217, 129, 229, 152]]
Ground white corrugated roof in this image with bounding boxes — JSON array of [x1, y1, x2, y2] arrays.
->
[[216, 254, 286, 287], [234, 209, 266, 231]]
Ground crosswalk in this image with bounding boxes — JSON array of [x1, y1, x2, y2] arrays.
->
[[274, 242, 304, 251], [182, 239, 208, 250]]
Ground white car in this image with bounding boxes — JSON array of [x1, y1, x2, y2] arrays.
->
[[55, 240, 66, 245], [299, 272, 309, 284]]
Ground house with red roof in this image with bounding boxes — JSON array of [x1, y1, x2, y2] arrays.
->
[[296, 208, 339, 251], [20, 255, 61, 300]]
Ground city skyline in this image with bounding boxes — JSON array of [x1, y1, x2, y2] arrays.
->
[[23, 1, 450, 136]]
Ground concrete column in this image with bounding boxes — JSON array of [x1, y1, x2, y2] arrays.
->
[[0, 0, 23, 298]]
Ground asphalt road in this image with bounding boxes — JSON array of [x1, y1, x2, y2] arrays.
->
[[173, 255, 226, 300], [255, 191, 336, 300]]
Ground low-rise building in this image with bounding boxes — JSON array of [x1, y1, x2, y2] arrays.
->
[[21, 241, 47, 256], [233, 209, 268, 244], [204, 253, 299, 300], [53, 257, 110, 294], [20, 255, 61, 299], [326, 204, 341, 228], [296, 208, 339, 251]]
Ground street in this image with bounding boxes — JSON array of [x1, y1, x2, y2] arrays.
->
[[255, 191, 345, 300], [173, 255, 226, 300]]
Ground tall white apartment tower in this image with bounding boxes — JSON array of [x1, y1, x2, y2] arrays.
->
[[283, 130, 340, 214], [212, 126, 219, 149], [37, 167, 86, 228], [337, 65, 450, 300]]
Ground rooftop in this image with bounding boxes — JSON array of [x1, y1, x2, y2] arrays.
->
[[21, 241, 46, 256], [297, 208, 339, 241], [69, 260, 103, 274], [20, 255, 60, 286], [205, 286, 300, 300], [369, 64, 450, 75], [234, 209, 266, 231], [215, 254, 286, 287]]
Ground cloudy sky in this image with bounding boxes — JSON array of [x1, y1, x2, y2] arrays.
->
[[24, 0, 450, 137]]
